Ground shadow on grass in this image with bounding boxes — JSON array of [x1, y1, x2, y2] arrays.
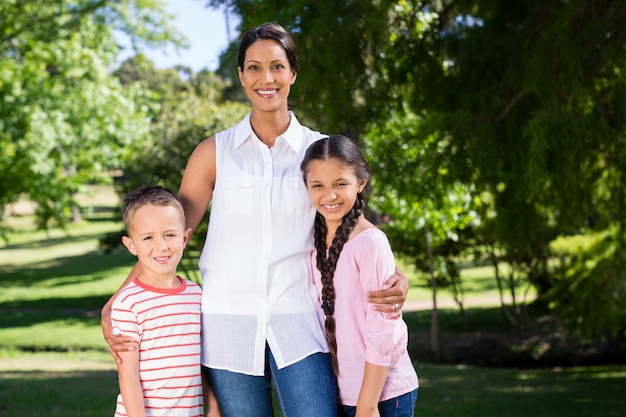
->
[[0, 302, 105, 328], [403, 304, 626, 368], [0, 249, 135, 289], [0, 228, 118, 251], [416, 363, 625, 417], [0, 369, 119, 417]]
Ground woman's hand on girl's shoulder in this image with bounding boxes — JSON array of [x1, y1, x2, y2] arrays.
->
[[367, 267, 408, 319]]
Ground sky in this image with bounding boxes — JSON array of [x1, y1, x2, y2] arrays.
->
[[117, 0, 239, 72]]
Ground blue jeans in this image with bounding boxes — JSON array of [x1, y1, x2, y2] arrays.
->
[[206, 348, 337, 417], [340, 389, 418, 417]]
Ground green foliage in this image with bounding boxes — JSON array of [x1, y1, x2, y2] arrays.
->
[[0, 0, 183, 235], [208, 0, 626, 338], [389, 0, 626, 336], [548, 229, 626, 338], [208, 0, 402, 135], [110, 56, 249, 280], [364, 108, 481, 308]]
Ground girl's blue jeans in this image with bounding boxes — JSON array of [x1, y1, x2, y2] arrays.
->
[[340, 389, 418, 417], [206, 348, 337, 417]]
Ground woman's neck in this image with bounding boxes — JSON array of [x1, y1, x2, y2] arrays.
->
[[250, 109, 291, 147]]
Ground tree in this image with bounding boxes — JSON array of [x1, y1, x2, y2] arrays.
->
[[364, 107, 482, 353], [111, 56, 249, 282], [0, 0, 185, 235], [379, 0, 626, 337], [208, 0, 626, 337], [206, 0, 399, 136]]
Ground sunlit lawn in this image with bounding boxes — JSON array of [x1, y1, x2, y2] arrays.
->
[[0, 350, 623, 417]]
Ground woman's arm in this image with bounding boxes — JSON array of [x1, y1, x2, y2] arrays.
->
[[178, 136, 217, 233], [368, 266, 409, 318], [355, 362, 389, 417], [116, 348, 147, 417], [101, 262, 141, 362]]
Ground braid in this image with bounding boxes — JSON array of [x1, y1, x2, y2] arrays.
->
[[301, 134, 371, 377], [314, 193, 365, 376]]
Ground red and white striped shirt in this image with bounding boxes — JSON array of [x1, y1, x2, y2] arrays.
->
[[112, 276, 203, 417]]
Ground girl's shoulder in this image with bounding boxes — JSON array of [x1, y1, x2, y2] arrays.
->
[[348, 224, 390, 248]]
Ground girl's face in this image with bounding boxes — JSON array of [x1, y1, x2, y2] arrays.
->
[[238, 39, 297, 113], [305, 157, 367, 230]]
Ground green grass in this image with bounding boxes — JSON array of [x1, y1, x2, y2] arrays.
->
[[0, 350, 118, 417], [1, 351, 623, 417], [0, 214, 133, 351], [0, 194, 624, 417], [415, 363, 625, 417]]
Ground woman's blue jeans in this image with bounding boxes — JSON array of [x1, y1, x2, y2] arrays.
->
[[340, 389, 418, 417], [206, 349, 337, 417]]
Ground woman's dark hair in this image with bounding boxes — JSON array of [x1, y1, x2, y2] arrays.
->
[[238, 22, 299, 73], [300, 135, 371, 375]]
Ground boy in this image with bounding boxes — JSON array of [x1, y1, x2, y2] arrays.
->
[[111, 185, 205, 417]]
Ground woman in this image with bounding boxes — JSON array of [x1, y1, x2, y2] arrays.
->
[[102, 22, 407, 417]]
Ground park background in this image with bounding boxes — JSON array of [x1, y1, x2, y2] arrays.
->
[[1, 0, 625, 416]]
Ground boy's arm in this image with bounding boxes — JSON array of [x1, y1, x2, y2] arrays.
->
[[116, 348, 147, 417], [101, 262, 141, 363], [355, 362, 389, 417], [202, 369, 221, 417]]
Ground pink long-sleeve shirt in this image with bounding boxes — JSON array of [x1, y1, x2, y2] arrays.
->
[[311, 227, 419, 406]]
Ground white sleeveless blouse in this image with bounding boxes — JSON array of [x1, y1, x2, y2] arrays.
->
[[199, 112, 328, 375]]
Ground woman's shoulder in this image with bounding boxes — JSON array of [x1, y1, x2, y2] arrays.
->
[[188, 135, 217, 163]]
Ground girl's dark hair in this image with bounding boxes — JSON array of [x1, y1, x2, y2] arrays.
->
[[300, 135, 371, 375], [238, 22, 299, 73]]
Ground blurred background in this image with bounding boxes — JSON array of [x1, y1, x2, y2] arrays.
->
[[1, 1, 625, 416]]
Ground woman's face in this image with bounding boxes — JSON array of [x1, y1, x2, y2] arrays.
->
[[238, 39, 297, 113]]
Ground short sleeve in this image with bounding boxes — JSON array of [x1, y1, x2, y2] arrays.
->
[[111, 296, 140, 342]]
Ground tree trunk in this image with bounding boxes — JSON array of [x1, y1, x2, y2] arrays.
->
[[426, 226, 439, 356]]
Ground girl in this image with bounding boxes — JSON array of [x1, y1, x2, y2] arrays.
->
[[301, 135, 419, 417]]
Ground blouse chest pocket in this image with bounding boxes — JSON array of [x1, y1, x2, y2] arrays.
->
[[221, 175, 256, 214], [284, 177, 311, 214]]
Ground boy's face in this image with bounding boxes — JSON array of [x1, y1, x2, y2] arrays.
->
[[122, 204, 191, 282]]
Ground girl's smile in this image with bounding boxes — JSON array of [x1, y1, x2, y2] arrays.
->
[[305, 157, 366, 230]]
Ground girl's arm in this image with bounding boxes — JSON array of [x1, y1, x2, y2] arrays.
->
[[357, 229, 406, 416], [355, 362, 389, 417], [116, 347, 146, 417]]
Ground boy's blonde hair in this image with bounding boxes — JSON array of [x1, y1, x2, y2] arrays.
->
[[122, 185, 186, 233]]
